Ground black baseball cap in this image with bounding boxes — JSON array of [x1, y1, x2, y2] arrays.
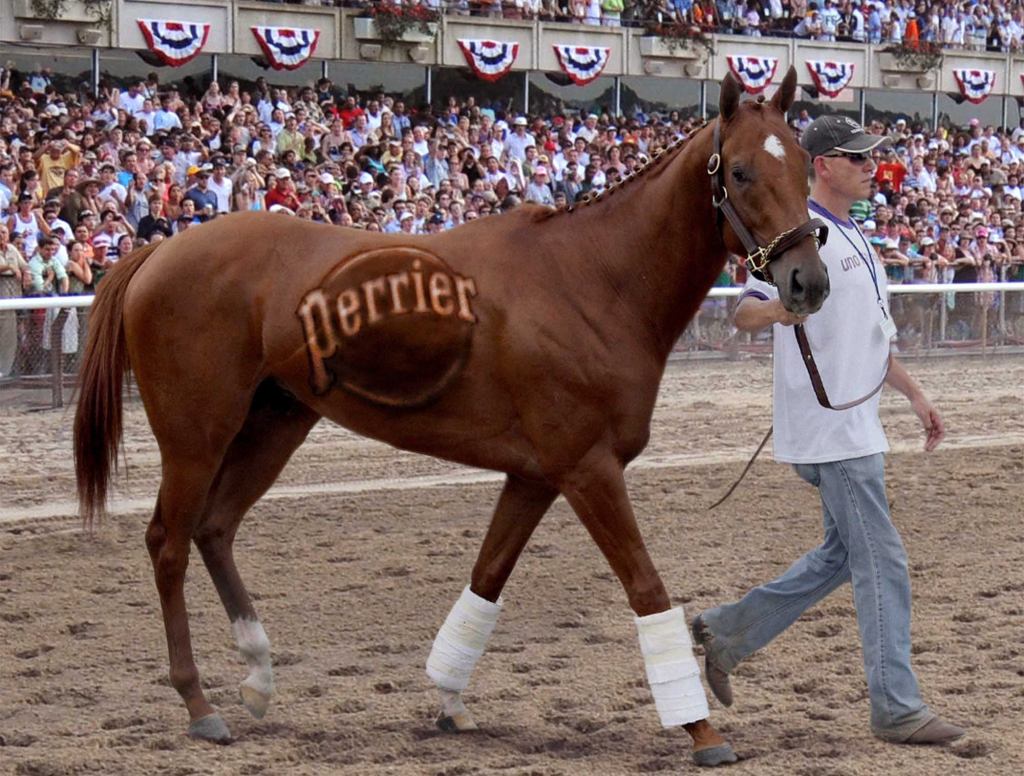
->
[[801, 115, 890, 160]]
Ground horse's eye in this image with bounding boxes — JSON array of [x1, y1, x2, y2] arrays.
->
[[732, 167, 748, 184]]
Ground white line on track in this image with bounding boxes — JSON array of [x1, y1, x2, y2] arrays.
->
[[1, 432, 1020, 528]]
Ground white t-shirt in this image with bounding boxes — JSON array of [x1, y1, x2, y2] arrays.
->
[[742, 202, 893, 464], [206, 176, 233, 213], [99, 181, 128, 208], [119, 91, 145, 116]]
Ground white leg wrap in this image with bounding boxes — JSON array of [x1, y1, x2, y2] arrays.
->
[[635, 606, 709, 728], [232, 618, 274, 697], [426, 586, 502, 692]]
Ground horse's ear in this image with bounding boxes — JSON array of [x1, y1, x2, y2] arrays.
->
[[720, 73, 741, 122], [771, 66, 798, 117]]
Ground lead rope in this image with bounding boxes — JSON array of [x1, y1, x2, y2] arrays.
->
[[707, 424, 773, 511]]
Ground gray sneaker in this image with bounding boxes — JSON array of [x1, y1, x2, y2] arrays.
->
[[691, 614, 733, 708], [876, 716, 966, 745]]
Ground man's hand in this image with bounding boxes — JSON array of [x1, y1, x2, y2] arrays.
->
[[769, 298, 808, 326], [735, 296, 809, 333], [910, 394, 945, 452], [885, 358, 944, 451]]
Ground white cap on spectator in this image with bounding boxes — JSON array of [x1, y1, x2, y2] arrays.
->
[[319, 173, 334, 184], [883, 238, 898, 249], [862, 219, 876, 230], [921, 237, 935, 246], [269, 204, 294, 215], [513, 116, 527, 126], [400, 211, 414, 221], [275, 167, 291, 179], [358, 171, 374, 185], [495, 120, 508, 130]]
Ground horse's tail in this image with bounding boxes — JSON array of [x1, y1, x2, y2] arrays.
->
[[74, 241, 161, 528]]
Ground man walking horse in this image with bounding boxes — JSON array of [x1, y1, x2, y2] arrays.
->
[[75, 70, 830, 767]]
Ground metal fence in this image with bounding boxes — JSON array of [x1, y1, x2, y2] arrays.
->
[[2, 284, 1023, 408], [679, 283, 1024, 359]]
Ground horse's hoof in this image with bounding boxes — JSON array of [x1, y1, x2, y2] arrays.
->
[[435, 710, 478, 733], [240, 681, 272, 719], [187, 713, 232, 744], [692, 743, 738, 767]]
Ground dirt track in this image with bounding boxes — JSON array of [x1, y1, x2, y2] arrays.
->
[[1, 355, 1022, 775]]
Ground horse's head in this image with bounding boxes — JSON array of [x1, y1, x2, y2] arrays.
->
[[714, 66, 830, 316]]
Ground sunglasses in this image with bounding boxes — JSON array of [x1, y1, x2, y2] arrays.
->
[[824, 151, 872, 164]]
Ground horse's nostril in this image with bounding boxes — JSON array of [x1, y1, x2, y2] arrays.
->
[[789, 268, 805, 299]]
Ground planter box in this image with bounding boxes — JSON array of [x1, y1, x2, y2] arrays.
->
[[638, 36, 701, 60], [13, 0, 103, 23], [877, 52, 937, 73], [353, 16, 437, 44]]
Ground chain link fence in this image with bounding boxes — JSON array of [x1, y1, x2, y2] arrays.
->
[[2, 285, 1023, 409], [0, 296, 91, 409], [677, 283, 1024, 359]]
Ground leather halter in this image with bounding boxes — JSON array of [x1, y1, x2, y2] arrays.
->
[[708, 119, 829, 284]]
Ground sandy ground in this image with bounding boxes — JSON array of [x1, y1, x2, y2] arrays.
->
[[1, 355, 1022, 776]]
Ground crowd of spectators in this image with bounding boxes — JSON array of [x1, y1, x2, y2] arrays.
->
[[271, 0, 1024, 52], [1, 54, 1024, 375]]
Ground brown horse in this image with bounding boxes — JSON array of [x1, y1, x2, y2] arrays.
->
[[74, 68, 829, 767]]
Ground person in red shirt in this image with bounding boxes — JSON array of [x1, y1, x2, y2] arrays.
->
[[263, 168, 301, 213], [904, 12, 920, 49], [337, 96, 364, 130], [875, 148, 907, 192]]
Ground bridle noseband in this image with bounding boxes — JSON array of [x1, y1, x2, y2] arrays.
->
[[708, 119, 828, 284]]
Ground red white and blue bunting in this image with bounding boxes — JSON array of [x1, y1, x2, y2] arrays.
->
[[953, 69, 995, 105], [806, 60, 855, 98], [552, 45, 610, 86], [726, 55, 779, 95], [137, 19, 211, 67], [251, 26, 320, 71], [458, 39, 520, 82]]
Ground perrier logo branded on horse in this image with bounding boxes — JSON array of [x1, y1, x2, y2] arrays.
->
[[296, 247, 478, 406]]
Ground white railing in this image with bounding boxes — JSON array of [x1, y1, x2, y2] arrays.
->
[[2, 282, 1023, 309], [0, 295, 94, 311], [701, 282, 1024, 297]]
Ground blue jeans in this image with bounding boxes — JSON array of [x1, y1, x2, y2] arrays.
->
[[701, 453, 932, 737]]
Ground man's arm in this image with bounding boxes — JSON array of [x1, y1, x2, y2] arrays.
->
[[734, 295, 807, 332], [885, 357, 944, 451], [28, 261, 45, 293], [0, 246, 20, 274]]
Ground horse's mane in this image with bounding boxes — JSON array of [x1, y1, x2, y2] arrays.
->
[[531, 120, 710, 225]]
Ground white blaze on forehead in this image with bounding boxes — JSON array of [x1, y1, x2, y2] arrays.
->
[[763, 134, 786, 161]]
